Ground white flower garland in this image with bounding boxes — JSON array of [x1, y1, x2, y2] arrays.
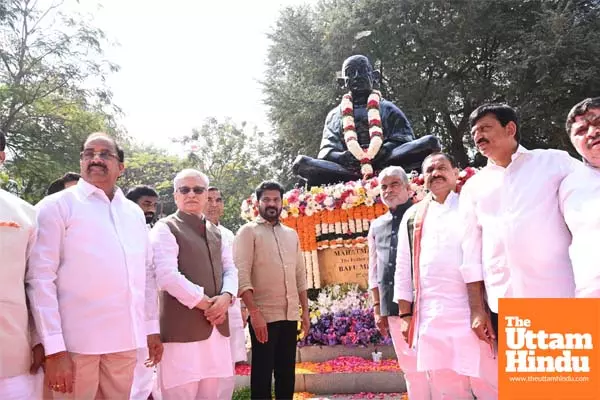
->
[[311, 250, 320, 288], [304, 251, 314, 288], [340, 90, 384, 178]]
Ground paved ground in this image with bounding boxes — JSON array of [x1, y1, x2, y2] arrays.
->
[[305, 394, 406, 400]]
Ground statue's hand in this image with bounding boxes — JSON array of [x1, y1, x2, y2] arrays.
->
[[339, 151, 361, 171], [371, 145, 390, 166]]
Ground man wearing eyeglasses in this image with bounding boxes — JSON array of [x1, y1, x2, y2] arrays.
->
[[150, 169, 237, 399], [560, 97, 600, 298], [26, 132, 162, 399]]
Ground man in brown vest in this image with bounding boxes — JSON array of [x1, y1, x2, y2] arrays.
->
[[149, 168, 237, 399]]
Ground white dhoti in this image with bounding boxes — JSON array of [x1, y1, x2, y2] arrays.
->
[[388, 316, 431, 400], [0, 371, 44, 400], [393, 194, 498, 400], [429, 341, 497, 400], [415, 305, 498, 400], [160, 378, 221, 400], [217, 300, 247, 400], [130, 348, 156, 400], [159, 329, 233, 400]]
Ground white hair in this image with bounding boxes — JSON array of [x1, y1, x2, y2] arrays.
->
[[378, 166, 409, 185], [173, 169, 210, 191]]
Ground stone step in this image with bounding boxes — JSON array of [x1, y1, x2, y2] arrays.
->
[[235, 371, 406, 394], [245, 344, 397, 365], [297, 344, 396, 363], [296, 371, 406, 394], [235, 355, 406, 395], [303, 393, 407, 400]]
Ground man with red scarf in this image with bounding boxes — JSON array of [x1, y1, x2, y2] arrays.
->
[[394, 153, 497, 399]]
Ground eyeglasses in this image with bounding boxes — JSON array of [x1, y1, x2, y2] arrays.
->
[[80, 149, 119, 160], [177, 186, 206, 195]]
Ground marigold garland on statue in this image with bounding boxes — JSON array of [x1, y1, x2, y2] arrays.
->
[[240, 167, 479, 288]]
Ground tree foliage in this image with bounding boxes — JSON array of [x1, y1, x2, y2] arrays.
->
[[264, 0, 600, 178], [5, 98, 110, 202], [0, 0, 120, 202], [175, 118, 274, 231], [119, 145, 189, 217]]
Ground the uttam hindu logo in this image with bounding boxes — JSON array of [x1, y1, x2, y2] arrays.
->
[[499, 298, 600, 400], [505, 315, 592, 373]]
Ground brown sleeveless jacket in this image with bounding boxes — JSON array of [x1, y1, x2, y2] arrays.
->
[[159, 211, 230, 343]]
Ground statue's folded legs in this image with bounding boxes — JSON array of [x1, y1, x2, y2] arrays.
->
[[293, 134, 441, 187], [292, 155, 362, 187]]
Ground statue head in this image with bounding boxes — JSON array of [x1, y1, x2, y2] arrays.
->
[[339, 55, 380, 95]]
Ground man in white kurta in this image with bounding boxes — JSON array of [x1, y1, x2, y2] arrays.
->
[[150, 169, 237, 399], [560, 97, 600, 297], [27, 133, 161, 399], [394, 153, 497, 399], [460, 104, 580, 343], [0, 131, 44, 400], [204, 187, 247, 400], [125, 185, 161, 400]]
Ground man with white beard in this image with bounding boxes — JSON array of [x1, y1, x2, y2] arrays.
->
[[367, 166, 430, 399]]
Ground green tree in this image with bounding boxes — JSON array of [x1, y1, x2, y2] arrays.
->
[[0, 0, 121, 201], [263, 5, 345, 184], [4, 99, 114, 202], [119, 145, 189, 217], [264, 0, 600, 178], [175, 118, 274, 231]]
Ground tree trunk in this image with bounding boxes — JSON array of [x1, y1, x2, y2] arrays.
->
[[441, 111, 469, 167]]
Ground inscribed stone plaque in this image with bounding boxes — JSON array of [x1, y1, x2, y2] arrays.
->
[[317, 246, 369, 289]]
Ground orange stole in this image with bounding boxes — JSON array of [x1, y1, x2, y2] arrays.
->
[[407, 194, 432, 348]]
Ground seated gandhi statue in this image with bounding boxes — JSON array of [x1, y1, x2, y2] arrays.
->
[[292, 55, 441, 187]]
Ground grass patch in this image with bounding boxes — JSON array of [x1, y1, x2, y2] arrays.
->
[[232, 386, 251, 400]]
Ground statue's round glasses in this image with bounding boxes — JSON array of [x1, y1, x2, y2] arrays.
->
[[177, 186, 206, 195]]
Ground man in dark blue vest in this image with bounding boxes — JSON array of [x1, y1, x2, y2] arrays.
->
[[367, 166, 431, 399]]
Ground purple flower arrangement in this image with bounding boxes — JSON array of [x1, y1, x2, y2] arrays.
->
[[298, 307, 393, 347]]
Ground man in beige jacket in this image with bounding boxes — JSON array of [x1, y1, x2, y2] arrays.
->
[[234, 180, 310, 400], [0, 131, 44, 399]]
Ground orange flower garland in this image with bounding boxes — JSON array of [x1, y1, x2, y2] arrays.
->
[[240, 169, 479, 288]]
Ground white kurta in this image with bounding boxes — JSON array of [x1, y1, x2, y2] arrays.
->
[[130, 224, 158, 400], [218, 225, 247, 363], [394, 193, 484, 377], [150, 220, 236, 390], [459, 146, 579, 313], [0, 188, 42, 398], [560, 162, 600, 297], [27, 179, 159, 356]]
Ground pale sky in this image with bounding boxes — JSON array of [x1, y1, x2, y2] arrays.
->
[[78, 0, 316, 151]]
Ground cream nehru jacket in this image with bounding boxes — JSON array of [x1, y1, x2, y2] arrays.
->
[[0, 188, 37, 378]]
